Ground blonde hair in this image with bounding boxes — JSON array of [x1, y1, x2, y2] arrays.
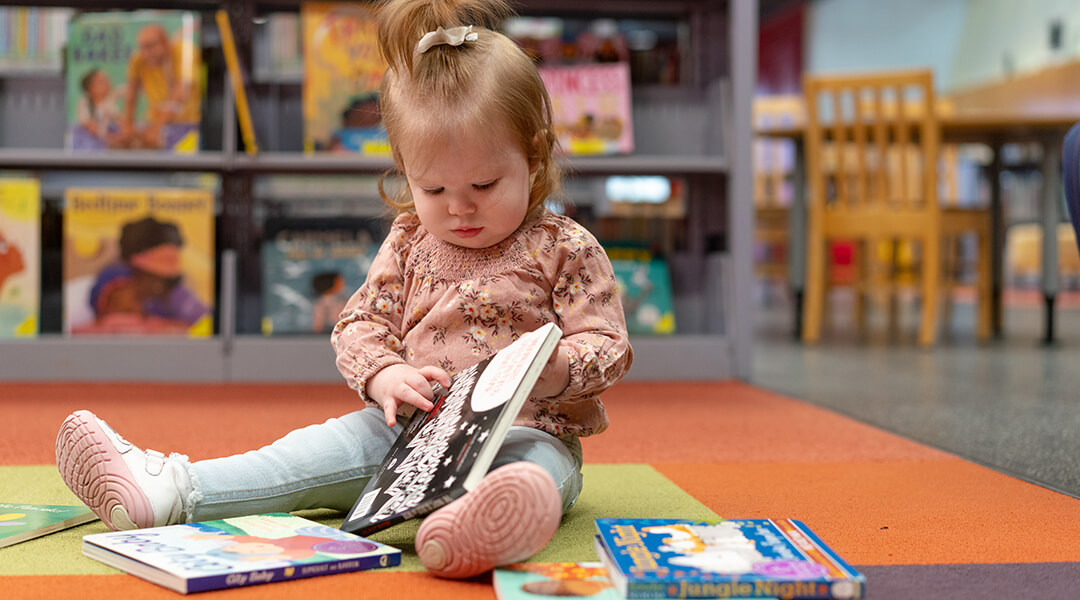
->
[[375, 0, 561, 215]]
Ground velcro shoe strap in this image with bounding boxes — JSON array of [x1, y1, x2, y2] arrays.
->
[[144, 450, 166, 476]]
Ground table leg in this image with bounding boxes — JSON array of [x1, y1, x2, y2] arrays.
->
[[988, 143, 1005, 337], [788, 138, 807, 340], [1040, 141, 1062, 345]]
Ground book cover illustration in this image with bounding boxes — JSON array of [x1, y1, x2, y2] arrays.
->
[[63, 187, 214, 337], [594, 518, 865, 600], [341, 322, 563, 536], [0, 503, 97, 549], [65, 10, 202, 153], [301, 1, 388, 154], [261, 216, 386, 335], [495, 562, 621, 600], [607, 247, 676, 335], [539, 62, 634, 155], [0, 178, 40, 338], [82, 513, 401, 594]]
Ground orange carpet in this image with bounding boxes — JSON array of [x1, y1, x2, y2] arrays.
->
[[2, 381, 1079, 598]]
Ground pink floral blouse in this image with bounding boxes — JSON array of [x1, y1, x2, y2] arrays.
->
[[331, 209, 633, 438]]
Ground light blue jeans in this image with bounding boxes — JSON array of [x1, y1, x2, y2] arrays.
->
[[184, 407, 583, 523]]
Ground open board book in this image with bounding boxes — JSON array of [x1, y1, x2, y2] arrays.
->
[[341, 322, 562, 536]]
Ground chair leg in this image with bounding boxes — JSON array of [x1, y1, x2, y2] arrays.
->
[[803, 237, 827, 343], [976, 225, 993, 341], [919, 233, 941, 346], [854, 240, 868, 337], [941, 235, 955, 337], [886, 238, 900, 338]]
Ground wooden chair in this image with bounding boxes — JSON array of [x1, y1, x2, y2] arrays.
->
[[753, 95, 803, 294], [801, 69, 992, 346]]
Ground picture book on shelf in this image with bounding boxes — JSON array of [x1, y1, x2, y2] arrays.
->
[[341, 322, 563, 536], [495, 562, 622, 600], [0, 503, 97, 549], [0, 178, 40, 338], [216, 9, 258, 155], [65, 10, 202, 153], [539, 62, 634, 155], [606, 246, 676, 335], [301, 1, 389, 154], [62, 187, 215, 337], [594, 518, 865, 600], [261, 216, 386, 336], [82, 512, 400, 594]]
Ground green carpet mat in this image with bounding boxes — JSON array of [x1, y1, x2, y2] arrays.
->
[[0, 463, 716, 575]]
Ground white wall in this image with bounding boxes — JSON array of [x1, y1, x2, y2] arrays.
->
[[806, 0, 1080, 92], [950, 0, 1080, 89]]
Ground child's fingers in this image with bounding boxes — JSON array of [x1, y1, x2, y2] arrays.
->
[[382, 401, 398, 427], [418, 365, 451, 388], [401, 384, 435, 413]]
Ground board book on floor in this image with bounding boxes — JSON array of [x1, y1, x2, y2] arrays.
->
[[341, 322, 562, 536], [82, 512, 400, 594], [594, 518, 865, 599], [494, 562, 622, 600], [0, 503, 96, 549]]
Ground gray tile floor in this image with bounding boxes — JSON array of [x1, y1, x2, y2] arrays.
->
[[750, 287, 1080, 499]]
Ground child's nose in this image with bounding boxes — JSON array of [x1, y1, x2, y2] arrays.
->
[[447, 195, 476, 215]]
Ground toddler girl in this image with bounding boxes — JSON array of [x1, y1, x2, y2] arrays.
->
[[55, 0, 631, 580]]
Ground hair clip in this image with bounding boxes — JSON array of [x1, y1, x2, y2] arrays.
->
[[417, 25, 478, 54]]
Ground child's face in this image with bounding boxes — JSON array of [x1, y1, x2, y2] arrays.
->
[[89, 71, 112, 101], [403, 118, 535, 249]]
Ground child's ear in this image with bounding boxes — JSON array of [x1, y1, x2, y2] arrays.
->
[[529, 131, 546, 174]]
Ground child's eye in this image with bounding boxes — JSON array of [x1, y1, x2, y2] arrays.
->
[[422, 187, 444, 195], [473, 180, 498, 191]]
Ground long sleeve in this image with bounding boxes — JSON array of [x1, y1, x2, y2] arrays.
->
[[330, 216, 415, 404], [544, 221, 633, 404]]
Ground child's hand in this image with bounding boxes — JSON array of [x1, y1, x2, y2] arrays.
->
[[533, 345, 570, 398], [367, 364, 451, 427]]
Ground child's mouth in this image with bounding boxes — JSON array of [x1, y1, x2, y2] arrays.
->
[[452, 227, 482, 238]]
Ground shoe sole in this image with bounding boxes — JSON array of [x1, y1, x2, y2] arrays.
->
[[416, 462, 561, 579], [55, 410, 153, 531]]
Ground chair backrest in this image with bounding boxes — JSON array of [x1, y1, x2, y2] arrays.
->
[[1065, 121, 1080, 253], [802, 69, 941, 236], [753, 94, 803, 209]]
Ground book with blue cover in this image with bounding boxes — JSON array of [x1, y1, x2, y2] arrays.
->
[[82, 512, 400, 594], [594, 518, 865, 599], [260, 216, 386, 335], [607, 246, 676, 335]]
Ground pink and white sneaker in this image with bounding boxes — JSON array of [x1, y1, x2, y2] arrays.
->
[[416, 462, 561, 579], [55, 410, 190, 531]]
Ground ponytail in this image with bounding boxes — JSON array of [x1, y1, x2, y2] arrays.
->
[[376, 0, 511, 76], [375, 0, 562, 214]]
